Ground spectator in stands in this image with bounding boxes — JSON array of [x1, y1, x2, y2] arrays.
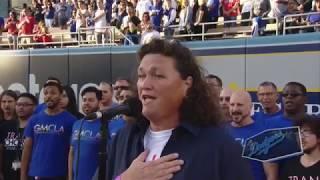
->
[[141, 12, 151, 33], [43, 1, 55, 28], [60, 85, 84, 119], [94, 0, 107, 44], [20, 4, 28, 22], [140, 23, 161, 44], [163, 0, 177, 38], [0, 16, 4, 43], [32, 0, 44, 23], [178, 0, 193, 35], [280, 116, 320, 179], [5, 11, 19, 49], [99, 81, 118, 110], [295, 0, 313, 13], [205, 74, 223, 94], [18, 7, 36, 46], [265, 81, 308, 129], [33, 21, 53, 47], [227, 90, 279, 180], [253, 81, 282, 122], [76, 1, 90, 41], [150, 0, 164, 32], [104, 0, 114, 23], [86, 4, 96, 42], [68, 10, 78, 40], [306, 0, 320, 31], [193, 0, 209, 34], [250, 0, 271, 18], [113, 0, 128, 29], [55, 0, 71, 29], [222, 0, 240, 27], [136, 0, 153, 20], [219, 88, 233, 121], [207, 0, 219, 28], [240, 0, 253, 26], [312, 0, 320, 10], [268, 0, 288, 20], [0, 90, 18, 124], [122, 3, 141, 45]]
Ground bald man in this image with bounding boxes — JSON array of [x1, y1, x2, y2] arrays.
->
[[219, 88, 233, 121], [227, 90, 278, 180]]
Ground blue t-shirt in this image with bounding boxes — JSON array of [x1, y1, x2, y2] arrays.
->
[[33, 103, 47, 114], [226, 122, 267, 180], [24, 110, 77, 177], [71, 117, 125, 180], [252, 110, 283, 124], [150, 4, 163, 31], [71, 120, 102, 180], [264, 115, 294, 129], [0, 17, 4, 29]]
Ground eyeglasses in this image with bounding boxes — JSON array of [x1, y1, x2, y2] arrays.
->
[[16, 103, 34, 107], [300, 129, 314, 137], [113, 86, 129, 91], [282, 93, 304, 98]]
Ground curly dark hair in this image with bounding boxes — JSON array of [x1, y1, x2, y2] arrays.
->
[[137, 39, 223, 127]]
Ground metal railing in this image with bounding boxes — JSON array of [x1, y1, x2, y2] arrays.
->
[[167, 17, 279, 41], [0, 26, 127, 49], [1, 13, 319, 49], [283, 12, 320, 35]]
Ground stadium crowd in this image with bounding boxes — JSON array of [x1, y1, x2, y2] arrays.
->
[[0, 0, 319, 48], [0, 69, 319, 179]]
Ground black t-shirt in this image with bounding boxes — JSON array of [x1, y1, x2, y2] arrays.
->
[[0, 120, 24, 180], [280, 156, 320, 180]]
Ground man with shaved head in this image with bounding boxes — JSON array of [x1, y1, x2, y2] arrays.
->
[[219, 88, 233, 121], [227, 90, 278, 180]]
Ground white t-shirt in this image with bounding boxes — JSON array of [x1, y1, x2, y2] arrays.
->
[[143, 127, 173, 162], [95, 9, 107, 33], [136, 0, 153, 20]]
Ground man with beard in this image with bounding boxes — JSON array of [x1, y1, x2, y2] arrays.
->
[[227, 90, 278, 180], [21, 82, 77, 180], [265, 82, 308, 129], [0, 93, 37, 180], [219, 88, 233, 122], [69, 86, 126, 180], [280, 116, 320, 179], [253, 81, 282, 123]]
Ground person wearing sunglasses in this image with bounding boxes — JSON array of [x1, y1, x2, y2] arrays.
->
[[280, 116, 320, 179], [265, 81, 308, 129]]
